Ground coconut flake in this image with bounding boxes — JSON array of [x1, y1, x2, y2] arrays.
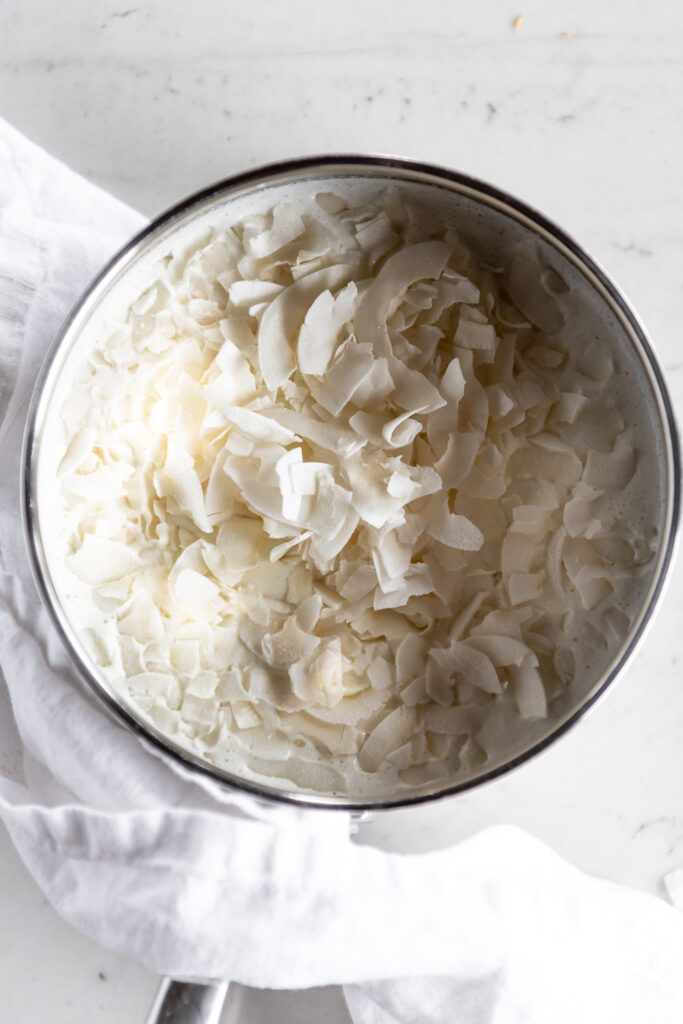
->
[[344, 455, 405, 530], [222, 404, 300, 445], [440, 357, 466, 405], [258, 263, 351, 390], [439, 641, 502, 694], [563, 482, 603, 538], [354, 240, 452, 355], [434, 431, 484, 487], [174, 568, 221, 605], [228, 280, 284, 307], [426, 649, 457, 706], [509, 659, 548, 718], [454, 319, 498, 351], [262, 616, 320, 669], [358, 706, 417, 772], [368, 657, 395, 691], [381, 411, 423, 448], [577, 346, 613, 382], [117, 592, 164, 644], [129, 672, 181, 708], [394, 633, 425, 685], [58, 427, 96, 476], [373, 568, 434, 610], [67, 535, 138, 584], [426, 495, 484, 551], [244, 202, 305, 258], [508, 572, 544, 606], [204, 340, 256, 406], [297, 281, 360, 376], [583, 434, 637, 489], [550, 392, 588, 425], [352, 357, 395, 407], [263, 407, 365, 458], [464, 635, 531, 667], [311, 341, 376, 416]]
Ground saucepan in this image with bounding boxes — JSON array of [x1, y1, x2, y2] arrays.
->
[[21, 157, 681, 1022]]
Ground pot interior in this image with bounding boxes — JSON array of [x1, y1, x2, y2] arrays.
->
[[28, 160, 678, 809]]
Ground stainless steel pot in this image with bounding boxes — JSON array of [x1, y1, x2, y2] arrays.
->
[[21, 156, 681, 1021]]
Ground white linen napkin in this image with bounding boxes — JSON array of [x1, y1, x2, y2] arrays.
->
[[1, 116, 683, 1023]]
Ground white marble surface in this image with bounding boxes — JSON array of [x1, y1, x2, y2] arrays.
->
[[2, 0, 683, 1020]]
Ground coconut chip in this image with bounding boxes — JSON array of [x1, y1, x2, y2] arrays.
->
[[53, 186, 653, 796]]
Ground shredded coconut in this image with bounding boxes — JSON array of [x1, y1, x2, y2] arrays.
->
[[48, 188, 657, 797]]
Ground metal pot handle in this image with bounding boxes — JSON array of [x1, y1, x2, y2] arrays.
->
[[144, 978, 229, 1024]]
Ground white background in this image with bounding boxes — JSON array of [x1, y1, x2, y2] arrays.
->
[[1, 0, 683, 1020]]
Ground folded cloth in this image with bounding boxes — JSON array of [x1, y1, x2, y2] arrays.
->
[[1, 117, 683, 1023]]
